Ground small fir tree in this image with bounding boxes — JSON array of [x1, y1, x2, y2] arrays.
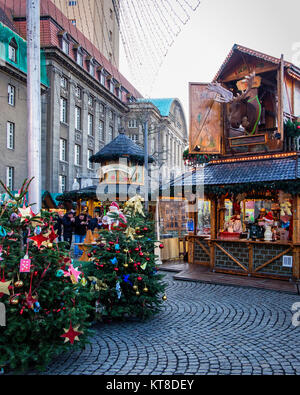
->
[[0, 179, 93, 372], [84, 196, 167, 321]]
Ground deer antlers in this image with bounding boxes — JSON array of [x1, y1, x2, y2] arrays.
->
[[207, 72, 256, 104], [207, 82, 233, 103]]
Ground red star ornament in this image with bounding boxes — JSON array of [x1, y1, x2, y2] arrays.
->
[[29, 233, 48, 249], [46, 227, 58, 243], [60, 322, 83, 344]]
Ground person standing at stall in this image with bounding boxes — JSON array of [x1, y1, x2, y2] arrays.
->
[[62, 212, 75, 249], [74, 213, 88, 258]]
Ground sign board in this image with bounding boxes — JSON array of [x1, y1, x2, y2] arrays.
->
[[189, 83, 223, 155]]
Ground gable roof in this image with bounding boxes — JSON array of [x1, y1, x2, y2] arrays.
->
[[213, 44, 300, 82]]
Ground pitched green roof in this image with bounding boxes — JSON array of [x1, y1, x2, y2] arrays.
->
[[137, 98, 175, 117]]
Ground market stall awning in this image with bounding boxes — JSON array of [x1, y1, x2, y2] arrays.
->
[[162, 155, 300, 196]]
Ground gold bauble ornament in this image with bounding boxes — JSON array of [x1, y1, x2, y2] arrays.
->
[[143, 287, 149, 293], [47, 243, 53, 248], [133, 285, 138, 291], [10, 296, 19, 305], [124, 263, 129, 268], [14, 280, 24, 289], [162, 295, 167, 301], [136, 291, 140, 296]]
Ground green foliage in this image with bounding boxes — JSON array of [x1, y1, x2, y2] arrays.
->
[[0, 180, 93, 372], [284, 119, 300, 137], [83, 201, 167, 321]]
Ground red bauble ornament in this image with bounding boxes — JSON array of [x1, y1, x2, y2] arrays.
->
[[143, 227, 148, 231], [159, 244, 164, 249], [139, 252, 144, 256], [134, 248, 139, 251], [114, 268, 119, 272], [137, 276, 142, 281]]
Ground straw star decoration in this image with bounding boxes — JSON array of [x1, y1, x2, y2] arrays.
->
[[60, 322, 83, 344]]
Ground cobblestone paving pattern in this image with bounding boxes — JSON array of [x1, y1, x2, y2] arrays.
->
[[37, 273, 300, 375]]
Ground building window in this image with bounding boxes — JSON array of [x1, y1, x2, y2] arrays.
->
[[62, 39, 69, 55], [89, 63, 95, 77], [100, 72, 105, 86], [68, 1, 77, 6], [99, 103, 104, 113], [88, 95, 94, 107], [88, 113, 94, 136], [77, 51, 83, 67], [75, 106, 81, 130], [6, 167, 14, 189], [60, 76, 68, 89], [99, 120, 105, 141], [59, 175, 67, 193], [7, 122, 15, 150], [128, 119, 137, 128], [110, 81, 115, 94], [60, 138, 67, 162], [70, 19, 76, 26], [75, 85, 82, 99], [87, 149, 93, 169], [109, 110, 114, 120], [8, 84, 15, 106], [108, 126, 113, 141], [130, 134, 139, 143], [74, 144, 81, 166], [8, 41, 17, 62], [60, 97, 67, 123]]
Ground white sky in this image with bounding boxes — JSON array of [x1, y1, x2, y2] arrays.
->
[[120, 0, 300, 124]]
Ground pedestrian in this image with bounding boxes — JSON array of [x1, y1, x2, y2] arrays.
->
[[54, 211, 64, 242], [87, 216, 98, 232], [62, 211, 75, 249], [74, 213, 88, 258]]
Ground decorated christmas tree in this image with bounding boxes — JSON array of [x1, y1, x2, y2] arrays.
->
[[85, 195, 167, 321], [0, 179, 93, 372]]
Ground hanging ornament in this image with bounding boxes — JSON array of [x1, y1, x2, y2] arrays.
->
[[18, 205, 34, 222], [141, 263, 147, 271], [116, 282, 122, 299], [81, 277, 87, 287], [133, 285, 138, 291], [0, 280, 12, 296], [33, 301, 41, 313], [162, 295, 167, 301], [60, 322, 83, 345], [110, 257, 118, 265], [0, 226, 7, 237], [29, 234, 48, 249], [143, 287, 149, 293], [9, 294, 20, 305], [20, 256, 31, 273], [14, 280, 24, 289]]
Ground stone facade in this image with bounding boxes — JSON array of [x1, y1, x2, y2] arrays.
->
[[52, 0, 120, 68], [124, 99, 188, 186], [43, 53, 127, 193]]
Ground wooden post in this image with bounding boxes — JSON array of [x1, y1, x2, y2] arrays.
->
[[218, 195, 226, 232], [210, 198, 218, 239], [293, 194, 300, 279], [248, 243, 253, 275]]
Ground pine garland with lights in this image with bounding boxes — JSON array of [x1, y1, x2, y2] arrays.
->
[[0, 179, 93, 372]]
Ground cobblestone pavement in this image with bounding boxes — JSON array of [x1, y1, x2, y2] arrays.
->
[[38, 273, 300, 375]]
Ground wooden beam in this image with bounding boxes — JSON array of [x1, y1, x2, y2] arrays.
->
[[215, 242, 248, 272], [254, 247, 293, 273], [195, 238, 211, 257]]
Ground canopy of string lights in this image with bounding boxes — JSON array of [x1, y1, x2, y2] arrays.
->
[[113, 0, 202, 95]]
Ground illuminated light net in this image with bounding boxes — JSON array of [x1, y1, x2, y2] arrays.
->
[[113, 0, 202, 96]]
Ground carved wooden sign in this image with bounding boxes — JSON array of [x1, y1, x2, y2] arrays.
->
[[189, 83, 223, 155]]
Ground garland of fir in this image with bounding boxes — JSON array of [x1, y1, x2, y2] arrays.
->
[[183, 149, 220, 165], [284, 119, 300, 137]]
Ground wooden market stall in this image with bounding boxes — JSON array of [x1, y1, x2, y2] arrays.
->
[[165, 44, 300, 282]]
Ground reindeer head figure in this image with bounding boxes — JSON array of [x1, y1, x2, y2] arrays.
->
[[208, 73, 261, 134]]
